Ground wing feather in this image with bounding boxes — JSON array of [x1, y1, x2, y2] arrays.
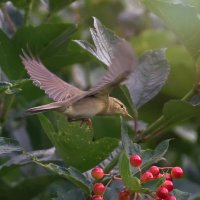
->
[[67, 40, 137, 105], [20, 50, 84, 102], [85, 39, 137, 96]]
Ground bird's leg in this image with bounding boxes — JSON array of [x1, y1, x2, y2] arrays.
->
[[68, 118, 92, 128], [80, 118, 92, 128]]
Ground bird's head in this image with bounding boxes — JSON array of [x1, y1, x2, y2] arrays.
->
[[108, 97, 132, 118]]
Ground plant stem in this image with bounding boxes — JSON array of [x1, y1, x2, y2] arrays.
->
[[24, 0, 34, 26], [134, 193, 138, 200]]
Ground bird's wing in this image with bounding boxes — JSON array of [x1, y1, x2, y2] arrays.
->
[[67, 40, 137, 105], [20, 50, 84, 102], [86, 40, 136, 96]]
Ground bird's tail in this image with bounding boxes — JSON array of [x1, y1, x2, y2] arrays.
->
[[25, 102, 63, 115]]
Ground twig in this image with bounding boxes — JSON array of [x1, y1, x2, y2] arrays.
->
[[24, 0, 34, 26]]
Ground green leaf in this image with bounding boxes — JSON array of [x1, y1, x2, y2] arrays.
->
[[0, 79, 30, 94], [121, 119, 170, 171], [75, 17, 122, 66], [13, 23, 78, 69], [163, 100, 200, 127], [119, 150, 143, 192], [102, 150, 120, 175], [49, 0, 75, 13], [0, 30, 22, 79], [39, 114, 119, 172], [37, 162, 91, 195], [142, 177, 164, 191], [0, 175, 57, 200], [143, 0, 200, 60], [0, 137, 23, 155], [44, 181, 87, 200], [126, 48, 169, 109], [172, 189, 190, 200], [121, 118, 140, 155], [55, 188, 87, 200], [0, 0, 27, 8], [0, 147, 59, 171]]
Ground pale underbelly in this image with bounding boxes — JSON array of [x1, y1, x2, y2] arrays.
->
[[63, 97, 106, 119]]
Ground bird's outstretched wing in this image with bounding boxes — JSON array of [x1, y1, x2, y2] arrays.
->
[[86, 40, 136, 96], [68, 40, 136, 106], [20, 50, 84, 102]]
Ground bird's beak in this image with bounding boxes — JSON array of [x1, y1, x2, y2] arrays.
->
[[124, 111, 133, 119]]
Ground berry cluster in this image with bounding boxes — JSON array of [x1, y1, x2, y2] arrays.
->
[[130, 154, 184, 200], [90, 154, 183, 200]]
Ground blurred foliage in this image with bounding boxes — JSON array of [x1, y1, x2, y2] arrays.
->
[[0, 0, 199, 199]]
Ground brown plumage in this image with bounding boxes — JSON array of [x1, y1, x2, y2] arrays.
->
[[20, 40, 136, 127]]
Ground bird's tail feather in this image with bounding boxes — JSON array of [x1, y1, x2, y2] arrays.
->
[[25, 102, 63, 115]]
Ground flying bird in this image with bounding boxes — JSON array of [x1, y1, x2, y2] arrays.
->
[[20, 40, 136, 128]]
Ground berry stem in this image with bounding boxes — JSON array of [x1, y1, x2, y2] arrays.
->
[[134, 192, 138, 200], [113, 176, 122, 180], [159, 167, 173, 170], [138, 166, 142, 174], [134, 114, 138, 132], [138, 193, 143, 200]]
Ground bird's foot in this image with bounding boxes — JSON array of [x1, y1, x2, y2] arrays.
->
[[80, 118, 92, 129]]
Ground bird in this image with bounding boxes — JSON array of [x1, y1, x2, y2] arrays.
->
[[20, 39, 136, 128]]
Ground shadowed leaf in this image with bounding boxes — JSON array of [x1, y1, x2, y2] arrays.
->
[[126, 48, 169, 109], [74, 17, 122, 66], [173, 189, 190, 200], [0, 137, 23, 155]]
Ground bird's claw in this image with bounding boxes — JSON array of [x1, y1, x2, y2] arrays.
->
[[80, 118, 92, 129]]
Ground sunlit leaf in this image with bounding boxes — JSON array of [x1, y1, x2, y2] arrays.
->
[[143, 0, 200, 60], [39, 114, 119, 172]]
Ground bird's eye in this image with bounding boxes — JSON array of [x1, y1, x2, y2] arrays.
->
[[120, 104, 124, 108]]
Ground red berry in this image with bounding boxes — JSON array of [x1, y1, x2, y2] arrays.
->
[[140, 171, 154, 182], [162, 180, 174, 192], [93, 183, 105, 195], [130, 154, 142, 167], [149, 166, 160, 177], [91, 167, 105, 180], [156, 187, 169, 199], [91, 195, 103, 200], [166, 196, 176, 200], [171, 167, 183, 179], [118, 190, 131, 200], [165, 173, 172, 181], [155, 173, 163, 179]]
